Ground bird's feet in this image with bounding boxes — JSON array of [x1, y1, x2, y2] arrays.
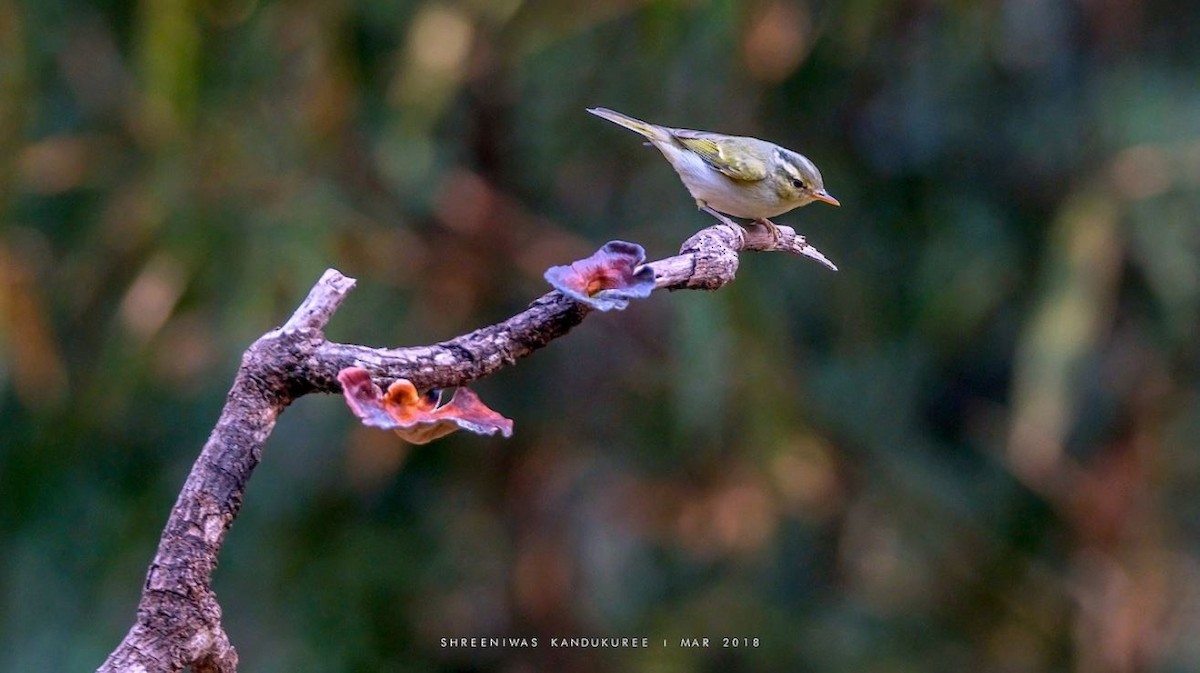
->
[[698, 205, 785, 246], [751, 218, 784, 244]]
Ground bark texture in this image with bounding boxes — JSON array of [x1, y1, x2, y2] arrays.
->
[[98, 223, 833, 672]]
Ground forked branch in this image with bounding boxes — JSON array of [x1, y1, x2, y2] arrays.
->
[[97, 222, 833, 672]]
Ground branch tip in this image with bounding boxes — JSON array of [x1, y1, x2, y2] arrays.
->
[[280, 268, 357, 334]]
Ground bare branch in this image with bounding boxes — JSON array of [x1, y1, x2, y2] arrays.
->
[[278, 268, 357, 333], [98, 221, 834, 672]]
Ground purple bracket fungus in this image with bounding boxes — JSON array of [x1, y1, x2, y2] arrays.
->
[[544, 240, 656, 311]]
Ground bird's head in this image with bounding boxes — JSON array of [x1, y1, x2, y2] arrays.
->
[[772, 149, 839, 208]]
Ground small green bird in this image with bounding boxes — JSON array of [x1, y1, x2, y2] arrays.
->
[[587, 107, 838, 236]]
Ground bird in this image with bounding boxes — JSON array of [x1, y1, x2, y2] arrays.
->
[[586, 107, 838, 238]]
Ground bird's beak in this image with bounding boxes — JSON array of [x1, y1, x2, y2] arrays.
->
[[811, 190, 840, 207]]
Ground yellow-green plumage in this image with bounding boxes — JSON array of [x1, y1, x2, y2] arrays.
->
[[586, 107, 838, 224]]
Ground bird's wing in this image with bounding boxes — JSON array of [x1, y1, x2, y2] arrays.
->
[[670, 129, 769, 182]]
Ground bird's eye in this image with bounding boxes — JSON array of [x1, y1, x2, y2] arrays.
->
[[790, 178, 805, 190]]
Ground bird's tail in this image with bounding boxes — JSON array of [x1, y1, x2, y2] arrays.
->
[[586, 107, 671, 142]]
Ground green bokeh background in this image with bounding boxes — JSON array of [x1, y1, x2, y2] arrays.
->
[[3, 0, 1200, 671]]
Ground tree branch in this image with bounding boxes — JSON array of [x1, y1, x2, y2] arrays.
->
[[98, 221, 833, 672]]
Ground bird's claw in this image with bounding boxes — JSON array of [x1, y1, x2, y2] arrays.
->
[[753, 219, 784, 245]]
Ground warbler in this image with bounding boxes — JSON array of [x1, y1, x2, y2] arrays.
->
[[587, 107, 839, 235]]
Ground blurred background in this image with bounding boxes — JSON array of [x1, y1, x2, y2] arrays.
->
[[2, 0, 1199, 671]]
